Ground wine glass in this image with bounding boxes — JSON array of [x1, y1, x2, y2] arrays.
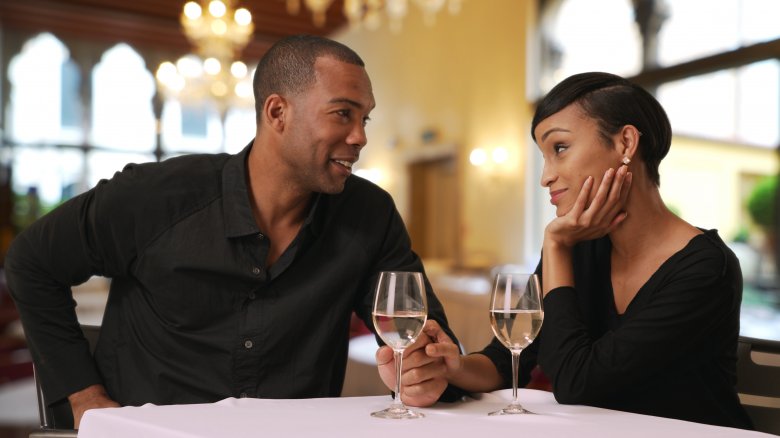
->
[[371, 271, 428, 419], [488, 272, 543, 415]]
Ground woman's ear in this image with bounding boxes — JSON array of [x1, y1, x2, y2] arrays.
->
[[617, 125, 641, 161], [263, 94, 287, 132]]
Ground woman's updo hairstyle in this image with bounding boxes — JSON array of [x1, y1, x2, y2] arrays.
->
[[531, 72, 672, 187]]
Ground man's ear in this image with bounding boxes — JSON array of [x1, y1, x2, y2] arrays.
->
[[263, 94, 287, 132]]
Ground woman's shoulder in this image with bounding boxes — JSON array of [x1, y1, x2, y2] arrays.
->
[[673, 228, 740, 279]]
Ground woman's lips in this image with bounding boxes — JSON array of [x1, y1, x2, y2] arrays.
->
[[550, 189, 567, 205]]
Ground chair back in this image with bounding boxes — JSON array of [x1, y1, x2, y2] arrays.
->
[[736, 335, 780, 435], [31, 324, 101, 437]]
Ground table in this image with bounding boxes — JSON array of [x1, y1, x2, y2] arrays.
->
[[77, 389, 772, 438]]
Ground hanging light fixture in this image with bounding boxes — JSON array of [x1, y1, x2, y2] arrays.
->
[[287, 0, 464, 32], [155, 0, 255, 114]]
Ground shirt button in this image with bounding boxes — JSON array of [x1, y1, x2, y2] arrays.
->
[[252, 267, 261, 275], [256, 233, 264, 239], [244, 340, 253, 349], [249, 292, 256, 300]]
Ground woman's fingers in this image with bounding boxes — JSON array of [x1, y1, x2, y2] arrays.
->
[[594, 165, 628, 223], [569, 176, 594, 219]]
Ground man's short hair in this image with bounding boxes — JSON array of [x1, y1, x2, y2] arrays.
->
[[253, 34, 365, 122]]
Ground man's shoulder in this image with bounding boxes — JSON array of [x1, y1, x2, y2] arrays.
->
[[93, 152, 234, 221], [103, 153, 230, 194], [122, 153, 230, 180], [339, 175, 394, 205]]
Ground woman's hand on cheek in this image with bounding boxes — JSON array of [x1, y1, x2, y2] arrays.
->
[[546, 165, 632, 248]]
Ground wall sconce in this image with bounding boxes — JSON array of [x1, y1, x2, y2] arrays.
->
[[469, 148, 488, 166], [469, 147, 509, 167]]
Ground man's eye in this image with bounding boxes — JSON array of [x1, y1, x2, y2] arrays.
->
[[336, 110, 350, 118], [362, 116, 371, 127]]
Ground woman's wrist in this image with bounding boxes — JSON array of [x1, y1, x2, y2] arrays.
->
[[542, 237, 575, 296]]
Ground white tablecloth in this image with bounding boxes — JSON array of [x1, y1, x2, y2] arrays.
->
[[77, 389, 771, 438]]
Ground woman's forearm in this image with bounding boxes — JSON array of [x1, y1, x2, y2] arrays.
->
[[447, 353, 505, 393], [542, 238, 574, 296]]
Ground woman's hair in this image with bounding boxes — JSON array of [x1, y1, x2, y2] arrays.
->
[[531, 72, 672, 186]]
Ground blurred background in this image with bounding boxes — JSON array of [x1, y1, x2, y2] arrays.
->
[[0, 0, 778, 435]]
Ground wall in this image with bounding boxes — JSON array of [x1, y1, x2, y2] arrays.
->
[[660, 137, 777, 241], [335, 0, 535, 268]]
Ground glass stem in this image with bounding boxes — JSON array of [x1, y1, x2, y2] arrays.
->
[[510, 349, 521, 406], [392, 348, 404, 409]]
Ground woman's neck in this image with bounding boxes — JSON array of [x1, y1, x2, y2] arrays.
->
[[608, 180, 682, 258]]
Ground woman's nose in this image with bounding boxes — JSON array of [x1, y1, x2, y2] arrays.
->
[[540, 163, 556, 187]]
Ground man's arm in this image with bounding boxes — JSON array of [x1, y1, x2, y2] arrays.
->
[[356, 199, 466, 405], [6, 195, 106, 404], [68, 384, 120, 429], [6, 176, 138, 419]]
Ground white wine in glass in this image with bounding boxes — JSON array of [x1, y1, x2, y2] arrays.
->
[[488, 272, 543, 415], [371, 271, 428, 419]]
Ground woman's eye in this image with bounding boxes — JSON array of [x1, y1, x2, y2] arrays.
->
[[553, 144, 568, 154]]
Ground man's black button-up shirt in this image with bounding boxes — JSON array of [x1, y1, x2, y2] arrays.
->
[[6, 144, 459, 406]]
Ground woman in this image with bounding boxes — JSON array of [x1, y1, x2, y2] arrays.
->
[[391, 72, 753, 429]]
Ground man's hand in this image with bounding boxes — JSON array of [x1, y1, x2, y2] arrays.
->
[[376, 320, 462, 407], [68, 384, 120, 429]]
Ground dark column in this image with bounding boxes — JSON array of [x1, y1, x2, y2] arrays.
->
[[633, 0, 669, 71]]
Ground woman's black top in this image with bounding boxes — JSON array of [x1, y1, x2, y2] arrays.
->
[[479, 229, 753, 429]]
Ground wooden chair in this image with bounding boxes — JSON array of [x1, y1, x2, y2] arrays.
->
[[29, 325, 100, 438], [736, 335, 780, 435]]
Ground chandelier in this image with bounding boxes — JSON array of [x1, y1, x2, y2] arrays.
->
[[286, 0, 464, 32], [155, 0, 255, 114]]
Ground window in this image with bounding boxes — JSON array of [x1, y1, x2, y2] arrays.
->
[[539, 0, 641, 93], [7, 33, 81, 144], [90, 44, 156, 152], [658, 0, 780, 66]]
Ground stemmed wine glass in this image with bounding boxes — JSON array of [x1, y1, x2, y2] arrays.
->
[[371, 271, 428, 419], [488, 272, 544, 415]]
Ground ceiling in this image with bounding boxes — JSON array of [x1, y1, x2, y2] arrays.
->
[[0, 0, 349, 62]]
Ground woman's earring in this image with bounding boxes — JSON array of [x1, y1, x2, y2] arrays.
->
[[622, 157, 631, 165]]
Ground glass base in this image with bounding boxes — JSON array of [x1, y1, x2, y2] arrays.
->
[[371, 406, 425, 419], [488, 404, 534, 416]]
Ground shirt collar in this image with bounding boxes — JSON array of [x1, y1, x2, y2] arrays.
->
[[221, 141, 328, 239], [222, 142, 260, 238]]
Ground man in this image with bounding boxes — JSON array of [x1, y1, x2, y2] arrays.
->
[[5, 35, 459, 428]]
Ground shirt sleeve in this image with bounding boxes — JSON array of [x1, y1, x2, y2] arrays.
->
[[537, 244, 741, 405], [5, 168, 143, 404], [353, 193, 467, 401]]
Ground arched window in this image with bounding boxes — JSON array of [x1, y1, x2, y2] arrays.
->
[[90, 43, 156, 152], [88, 44, 158, 187], [160, 100, 224, 155], [7, 33, 85, 207], [7, 33, 82, 144]]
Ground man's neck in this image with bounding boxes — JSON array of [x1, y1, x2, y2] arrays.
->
[[246, 139, 311, 233]]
